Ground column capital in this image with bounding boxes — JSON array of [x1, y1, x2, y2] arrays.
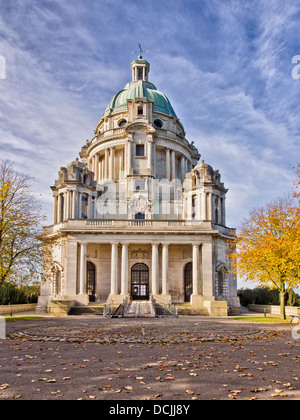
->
[[110, 241, 119, 247]]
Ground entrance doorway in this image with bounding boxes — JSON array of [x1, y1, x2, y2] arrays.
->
[[184, 262, 193, 302], [87, 262, 96, 302], [131, 263, 149, 300]]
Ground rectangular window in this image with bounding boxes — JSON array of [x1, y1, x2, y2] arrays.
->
[[136, 144, 145, 157], [138, 106, 143, 115], [135, 213, 145, 220], [138, 68, 143, 80], [81, 195, 88, 219]]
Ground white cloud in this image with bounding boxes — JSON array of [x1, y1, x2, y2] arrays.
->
[[0, 0, 299, 232]]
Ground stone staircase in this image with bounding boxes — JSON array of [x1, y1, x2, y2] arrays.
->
[[69, 303, 105, 316], [123, 301, 156, 318]]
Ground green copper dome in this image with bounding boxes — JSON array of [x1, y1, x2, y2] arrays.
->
[[103, 80, 177, 118]]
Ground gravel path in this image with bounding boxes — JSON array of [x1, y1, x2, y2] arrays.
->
[[0, 316, 299, 401]]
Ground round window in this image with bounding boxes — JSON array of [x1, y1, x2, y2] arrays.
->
[[154, 119, 163, 128], [118, 119, 127, 128]]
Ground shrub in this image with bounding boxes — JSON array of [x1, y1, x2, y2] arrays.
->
[[238, 287, 300, 307], [0, 282, 40, 305]]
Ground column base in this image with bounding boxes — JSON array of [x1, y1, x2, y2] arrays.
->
[[204, 300, 228, 317], [191, 294, 215, 308], [152, 294, 172, 305], [108, 294, 129, 305], [76, 294, 90, 306]]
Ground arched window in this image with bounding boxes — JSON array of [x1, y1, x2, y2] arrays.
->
[[87, 262, 96, 302], [184, 262, 193, 302], [215, 197, 219, 224]]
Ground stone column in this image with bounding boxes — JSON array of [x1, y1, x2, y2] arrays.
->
[[202, 242, 214, 297], [162, 244, 169, 295], [171, 149, 176, 180], [127, 136, 133, 175], [57, 193, 62, 223], [191, 243, 204, 306], [63, 191, 68, 221], [147, 138, 153, 172], [192, 244, 200, 295], [88, 193, 92, 219], [109, 147, 114, 180], [105, 148, 109, 180], [95, 154, 99, 183], [79, 243, 87, 295], [165, 148, 170, 181], [77, 192, 82, 219], [180, 155, 186, 183], [65, 240, 78, 297], [206, 192, 212, 221], [110, 243, 118, 295], [121, 243, 129, 296], [72, 190, 77, 219], [151, 244, 159, 295]]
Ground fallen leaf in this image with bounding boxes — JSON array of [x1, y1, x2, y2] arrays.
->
[[251, 388, 267, 393]]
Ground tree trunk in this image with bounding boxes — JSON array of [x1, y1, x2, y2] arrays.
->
[[279, 283, 286, 320]]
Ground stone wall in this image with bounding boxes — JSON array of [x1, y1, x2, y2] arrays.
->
[[248, 304, 300, 316], [0, 304, 37, 315]]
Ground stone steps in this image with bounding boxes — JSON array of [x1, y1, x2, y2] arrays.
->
[[123, 301, 156, 318], [69, 303, 105, 316]]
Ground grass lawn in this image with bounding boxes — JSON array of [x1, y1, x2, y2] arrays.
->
[[4, 316, 45, 322], [232, 316, 293, 323]]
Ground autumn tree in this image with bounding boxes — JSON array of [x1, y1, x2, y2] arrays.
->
[[294, 163, 300, 203], [231, 196, 300, 319], [0, 160, 52, 287]]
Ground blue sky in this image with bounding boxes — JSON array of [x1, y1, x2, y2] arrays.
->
[[0, 1, 299, 251]]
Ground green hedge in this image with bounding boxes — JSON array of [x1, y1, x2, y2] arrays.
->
[[0, 282, 40, 305], [238, 287, 300, 308]]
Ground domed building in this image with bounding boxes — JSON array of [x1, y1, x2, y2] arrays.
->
[[38, 55, 240, 316]]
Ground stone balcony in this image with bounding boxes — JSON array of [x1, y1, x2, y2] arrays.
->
[[44, 219, 236, 238]]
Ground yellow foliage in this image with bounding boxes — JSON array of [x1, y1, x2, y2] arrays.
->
[[230, 196, 300, 292]]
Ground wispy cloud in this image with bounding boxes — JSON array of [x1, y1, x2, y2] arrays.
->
[[0, 0, 299, 236]]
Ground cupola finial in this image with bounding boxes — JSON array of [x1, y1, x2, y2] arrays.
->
[[138, 42, 144, 59]]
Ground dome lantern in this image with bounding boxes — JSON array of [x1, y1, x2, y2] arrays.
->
[[131, 58, 150, 82]]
